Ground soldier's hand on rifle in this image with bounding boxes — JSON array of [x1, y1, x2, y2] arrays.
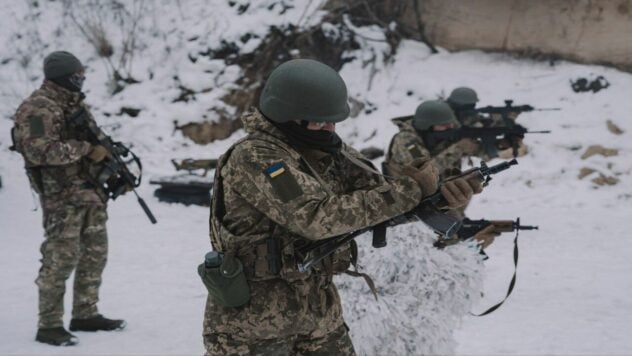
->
[[401, 158, 439, 197], [456, 138, 480, 155], [496, 138, 513, 150], [440, 178, 473, 208], [87, 145, 109, 162], [462, 171, 484, 194], [440, 172, 483, 209], [473, 224, 500, 249]]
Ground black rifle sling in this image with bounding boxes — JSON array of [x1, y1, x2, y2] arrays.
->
[[471, 228, 520, 316]]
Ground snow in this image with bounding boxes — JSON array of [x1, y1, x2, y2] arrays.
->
[[2, 1, 632, 355]]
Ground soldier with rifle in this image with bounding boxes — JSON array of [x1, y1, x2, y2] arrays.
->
[[10, 51, 152, 346], [199, 59, 485, 355], [446, 87, 527, 159], [445, 87, 556, 159], [384, 100, 509, 247]]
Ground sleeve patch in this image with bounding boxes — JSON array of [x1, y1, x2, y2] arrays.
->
[[28, 115, 45, 138], [265, 162, 303, 202]]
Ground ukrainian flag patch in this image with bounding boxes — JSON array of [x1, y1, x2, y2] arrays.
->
[[264, 162, 303, 202], [265, 162, 286, 178]]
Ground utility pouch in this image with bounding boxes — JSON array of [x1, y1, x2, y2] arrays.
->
[[197, 251, 250, 308]]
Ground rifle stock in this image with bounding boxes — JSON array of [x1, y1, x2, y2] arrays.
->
[[457, 217, 538, 240]]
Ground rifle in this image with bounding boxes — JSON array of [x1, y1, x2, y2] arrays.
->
[[296, 159, 519, 272], [171, 158, 218, 176], [67, 108, 157, 224], [475, 99, 560, 116], [434, 217, 538, 248], [423, 124, 550, 158]]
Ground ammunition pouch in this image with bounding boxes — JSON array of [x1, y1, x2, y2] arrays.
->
[[197, 254, 250, 308], [26, 163, 82, 196]]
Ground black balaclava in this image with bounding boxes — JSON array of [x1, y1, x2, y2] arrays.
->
[[52, 72, 85, 92], [272, 120, 342, 154]]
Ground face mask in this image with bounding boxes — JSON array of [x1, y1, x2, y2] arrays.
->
[[68, 73, 85, 91], [53, 72, 85, 92]]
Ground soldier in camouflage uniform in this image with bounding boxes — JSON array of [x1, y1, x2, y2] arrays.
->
[[11, 51, 125, 346], [202, 59, 481, 355], [446, 87, 528, 159], [383, 100, 499, 248]]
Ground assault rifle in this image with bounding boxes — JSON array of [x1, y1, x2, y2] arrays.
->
[[67, 108, 157, 224], [422, 124, 550, 158], [434, 217, 538, 249], [475, 99, 560, 116], [296, 159, 518, 272]]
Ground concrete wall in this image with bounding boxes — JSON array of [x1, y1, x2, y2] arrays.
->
[[413, 0, 632, 71]]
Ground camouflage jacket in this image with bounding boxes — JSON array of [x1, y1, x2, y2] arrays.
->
[[383, 117, 471, 179], [12, 80, 103, 208], [204, 109, 422, 341]]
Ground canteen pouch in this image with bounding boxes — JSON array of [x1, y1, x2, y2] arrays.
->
[[198, 254, 250, 307]]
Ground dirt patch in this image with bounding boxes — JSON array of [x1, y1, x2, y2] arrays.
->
[[606, 120, 624, 135], [577, 167, 596, 179], [581, 145, 619, 159], [592, 174, 619, 186], [173, 118, 240, 145]]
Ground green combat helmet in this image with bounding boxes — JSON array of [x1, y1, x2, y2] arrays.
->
[[412, 100, 458, 131], [43, 51, 84, 79], [259, 59, 350, 123], [447, 87, 479, 107]]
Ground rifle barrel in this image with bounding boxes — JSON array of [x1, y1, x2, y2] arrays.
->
[[133, 189, 158, 224], [517, 225, 538, 230]]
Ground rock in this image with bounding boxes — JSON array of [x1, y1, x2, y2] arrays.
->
[[606, 120, 624, 135], [578, 167, 596, 179], [174, 118, 240, 145], [118, 107, 141, 117], [580, 145, 618, 159]]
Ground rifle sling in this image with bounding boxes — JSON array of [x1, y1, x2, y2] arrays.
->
[[471, 228, 520, 317]]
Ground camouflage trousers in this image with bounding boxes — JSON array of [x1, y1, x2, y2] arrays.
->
[[204, 324, 355, 356], [35, 203, 108, 328]]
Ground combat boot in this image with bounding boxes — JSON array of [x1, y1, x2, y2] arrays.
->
[[69, 314, 126, 332], [35, 327, 79, 346]]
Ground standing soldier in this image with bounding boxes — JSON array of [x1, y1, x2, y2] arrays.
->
[[383, 100, 498, 248], [11, 51, 125, 346], [201, 59, 482, 355]]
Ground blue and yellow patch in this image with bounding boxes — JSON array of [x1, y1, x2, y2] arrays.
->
[[264, 162, 303, 202], [265, 162, 286, 178]]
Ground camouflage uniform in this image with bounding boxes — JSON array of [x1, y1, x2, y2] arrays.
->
[[383, 117, 468, 180], [383, 116, 489, 219], [12, 80, 108, 329], [203, 109, 422, 355]]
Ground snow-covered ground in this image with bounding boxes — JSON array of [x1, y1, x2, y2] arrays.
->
[[1, 1, 632, 355]]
